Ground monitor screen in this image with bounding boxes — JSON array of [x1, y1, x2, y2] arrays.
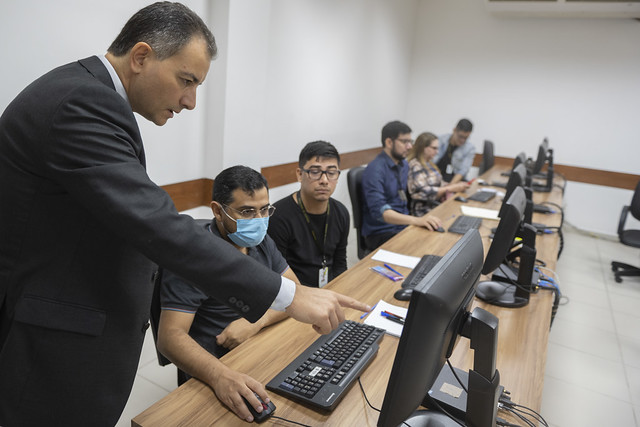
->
[[377, 230, 484, 427]]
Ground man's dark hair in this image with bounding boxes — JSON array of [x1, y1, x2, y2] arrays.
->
[[381, 121, 412, 146], [108, 2, 217, 60], [455, 118, 473, 133], [212, 166, 268, 205], [298, 141, 341, 168]]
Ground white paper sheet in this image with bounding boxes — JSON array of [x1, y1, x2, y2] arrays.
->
[[371, 249, 421, 269], [362, 299, 408, 337]]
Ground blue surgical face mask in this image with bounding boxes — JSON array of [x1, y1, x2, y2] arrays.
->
[[221, 212, 269, 247]]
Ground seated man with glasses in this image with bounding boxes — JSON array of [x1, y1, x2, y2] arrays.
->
[[157, 165, 298, 421], [269, 141, 350, 288], [361, 121, 443, 250]]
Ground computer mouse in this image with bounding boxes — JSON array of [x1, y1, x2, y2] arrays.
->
[[435, 226, 445, 233], [394, 288, 413, 301], [242, 393, 275, 423], [454, 196, 468, 203]]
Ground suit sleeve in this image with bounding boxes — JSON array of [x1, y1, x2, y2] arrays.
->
[[42, 83, 280, 322]]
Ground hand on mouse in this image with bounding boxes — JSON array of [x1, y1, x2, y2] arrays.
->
[[209, 362, 270, 422], [412, 213, 443, 231]]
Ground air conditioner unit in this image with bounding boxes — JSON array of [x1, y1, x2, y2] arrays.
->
[[485, 0, 640, 18]]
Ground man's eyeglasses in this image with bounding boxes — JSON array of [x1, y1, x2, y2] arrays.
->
[[302, 168, 341, 181], [222, 204, 276, 219], [395, 138, 414, 146]]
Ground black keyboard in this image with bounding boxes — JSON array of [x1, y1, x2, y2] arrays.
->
[[402, 254, 442, 289], [467, 190, 496, 203], [266, 320, 384, 411], [448, 215, 483, 234]]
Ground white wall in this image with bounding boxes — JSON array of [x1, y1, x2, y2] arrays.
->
[[405, 0, 640, 235], [0, 0, 209, 186], [2, 0, 638, 236], [214, 0, 418, 172]]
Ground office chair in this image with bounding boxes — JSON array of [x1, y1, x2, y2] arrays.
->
[[150, 267, 172, 366], [148, 219, 211, 366], [478, 140, 495, 175], [611, 180, 640, 283], [347, 166, 371, 259]]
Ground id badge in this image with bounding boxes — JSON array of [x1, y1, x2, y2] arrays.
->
[[446, 164, 453, 174], [318, 266, 329, 288]]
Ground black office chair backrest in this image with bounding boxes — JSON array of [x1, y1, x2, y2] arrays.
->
[[150, 267, 172, 366], [347, 166, 371, 259], [149, 218, 211, 367], [630, 180, 640, 221], [478, 140, 495, 175]]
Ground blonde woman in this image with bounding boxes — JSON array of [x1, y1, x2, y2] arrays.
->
[[407, 132, 469, 216]]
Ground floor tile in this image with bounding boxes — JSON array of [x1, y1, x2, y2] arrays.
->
[[548, 317, 621, 362], [540, 375, 637, 427], [116, 375, 171, 427], [138, 360, 178, 393], [138, 330, 159, 368], [553, 298, 616, 334], [545, 342, 630, 402], [620, 335, 640, 370], [609, 292, 640, 318], [627, 365, 640, 408], [613, 311, 640, 341], [555, 262, 607, 291], [555, 280, 609, 310]]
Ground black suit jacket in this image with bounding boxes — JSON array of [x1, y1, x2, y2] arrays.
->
[[0, 56, 281, 426]]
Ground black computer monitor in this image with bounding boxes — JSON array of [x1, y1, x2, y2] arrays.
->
[[531, 138, 554, 193], [377, 230, 501, 427], [476, 187, 538, 308], [511, 152, 527, 170], [498, 163, 528, 219], [531, 138, 549, 175]]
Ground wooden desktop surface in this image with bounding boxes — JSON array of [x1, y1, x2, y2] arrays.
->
[[132, 166, 563, 426]]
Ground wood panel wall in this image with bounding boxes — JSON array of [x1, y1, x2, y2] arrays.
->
[[161, 149, 638, 211]]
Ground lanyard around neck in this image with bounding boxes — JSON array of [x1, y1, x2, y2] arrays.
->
[[296, 191, 330, 265]]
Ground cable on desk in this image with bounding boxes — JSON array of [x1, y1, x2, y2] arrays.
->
[[499, 390, 549, 427], [357, 377, 413, 427], [270, 415, 313, 427], [446, 359, 468, 394]]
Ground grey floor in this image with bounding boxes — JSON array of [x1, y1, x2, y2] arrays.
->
[[116, 225, 640, 426]]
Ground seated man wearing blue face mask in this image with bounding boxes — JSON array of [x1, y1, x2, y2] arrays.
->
[[157, 165, 299, 421]]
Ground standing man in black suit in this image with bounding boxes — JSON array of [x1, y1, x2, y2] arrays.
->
[[0, 3, 368, 426]]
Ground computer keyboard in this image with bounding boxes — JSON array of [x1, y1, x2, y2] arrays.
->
[[448, 215, 483, 234], [402, 254, 442, 289], [467, 190, 496, 203], [489, 181, 507, 188], [266, 320, 384, 411]]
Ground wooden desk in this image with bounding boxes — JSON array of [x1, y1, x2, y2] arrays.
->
[[133, 166, 562, 426]]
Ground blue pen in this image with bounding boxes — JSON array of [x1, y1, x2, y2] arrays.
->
[[360, 303, 377, 319], [383, 264, 404, 277]]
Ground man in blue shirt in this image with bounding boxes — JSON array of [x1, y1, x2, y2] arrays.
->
[[361, 121, 443, 250], [434, 118, 476, 183]]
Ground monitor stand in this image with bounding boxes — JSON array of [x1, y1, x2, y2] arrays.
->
[[476, 279, 528, 308], [417, 308, 501, 427]]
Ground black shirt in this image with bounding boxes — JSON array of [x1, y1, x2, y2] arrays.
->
[[268, 194, 349, 287]]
